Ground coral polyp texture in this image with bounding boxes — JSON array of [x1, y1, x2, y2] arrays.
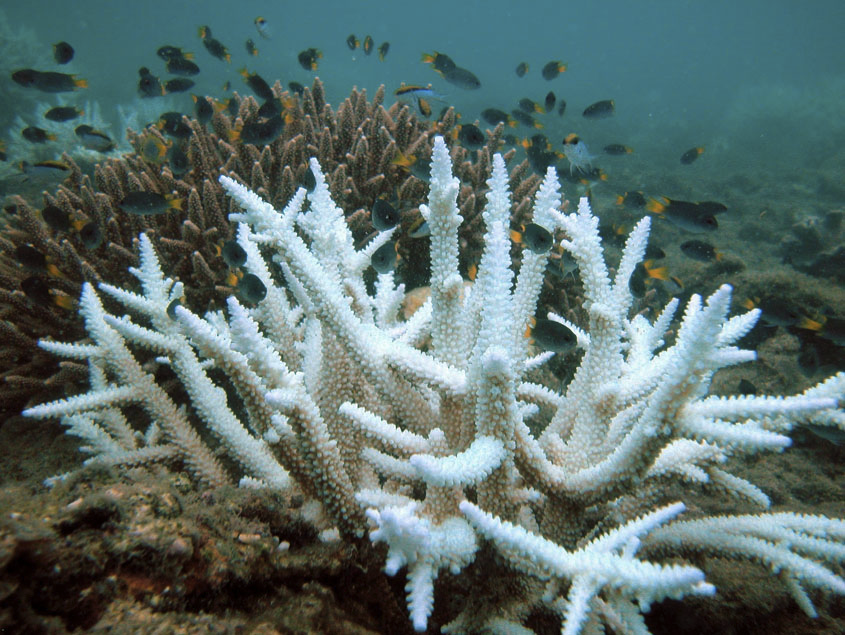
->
[[24, 136, 845, 634]]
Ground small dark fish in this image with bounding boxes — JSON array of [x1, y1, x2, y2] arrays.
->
[[372, 241, 396, 273], [167, 143, 190, 175], [378, 42, 390, 62], [222, 240, 247, 267], [421, 51, 456, 75], [481, 108, 510, 126], [53, 41, 74, 64], [629, 260, 669, 298], [301, 165, 316, 192], [645, 243, 666, 260], [522, 223, 553, 254], [158, 112, 193, 139], [239, 68, 274, 101], [530, 319, 576, 353], [167, 298, 181, 319], [192, 94, 213, 124], [458, 123, 485, 150], [680, 146, 704, 165], [15, 244, 49, 271], [157, 46, 192, 61], [362, 35, 374, 55], [525, 144, 557, 175], [119, 191, 183, 215], [139, 134, 167, 164], [233, 114, 284, 145], [680, 240, 721, 262], [743, 297, 818, 329], [557, 99, 567, 116], [297, 48, 322, 71], [12, 69, 87, 92], [372, 199, 400, 231], [646, 197, 718, 233], [541, 61, 566, 80], [79, 221, 102, 249], [21, 276, 53, 306], [164, 78, 195, 93], [604, 144, 633, 156], [737, 379, 757, 395], [583, 100, 615, 119], [42, 205, 71, 231], [0, 141, 5, 162], [245, 38, 258, 57], [346, 34, 359, 50], [510, 109, 542, 129], [238, 273, 266, 303], [166, 57, 200, 76], [44, 105, 83, 122], [615, 191, 646, 209], [138, 67, 164, 97], [22, 126, 56, 143], [409, 218, 429, 238], [288, 81, 305, 95], [515, 62, 528, 77], [519, 98, 543, 114], [19, 160, 70, 177], [544, 91, 556, 112], [254, 16, 271, 39], [199, 26, 231, 62], [443, 66, 480, 89]]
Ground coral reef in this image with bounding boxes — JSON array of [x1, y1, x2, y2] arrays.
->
[[24, 136, 845, 633]]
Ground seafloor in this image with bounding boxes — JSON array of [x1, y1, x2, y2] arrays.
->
[[0, 150, 843, 634]]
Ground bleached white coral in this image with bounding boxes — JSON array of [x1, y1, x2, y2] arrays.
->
[[25, 135, 845, 634]]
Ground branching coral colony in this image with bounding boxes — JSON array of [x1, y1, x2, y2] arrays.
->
[[24, 136, 845, 634]]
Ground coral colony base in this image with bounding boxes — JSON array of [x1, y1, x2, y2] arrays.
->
[[24, 136, 845, 634]]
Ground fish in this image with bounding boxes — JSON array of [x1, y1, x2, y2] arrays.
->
[[221, 240, 247, 267], [166, 56, 200, 76], [372, 199, 400, 231], [119, 191, 183, 215], [79, 221, 103, 249], [254, 16, 271, 39], [680, 146, 704, 165], [378, 42, 390, 62], [167, 143, 190, 176], [443, 66, 480, 89], [680, 240, 721, 262], [157, 46, 193, 61], [615, 190, 647, 209], [583, 100, 615, 119], [544, 91, 556, 112], [12, 69, 87, 92], [74, 125, 114, 152], [737, 379, 757, 395], [41, 205, 71, 232], [561, 134, 595, 175], [15, 244, 48, 271], [603, 144, 633, 155], [158, 112, 193, 139], [416, 97, 432, 117], [192, 94, 214, 124], [238, 273, 266, 303], [541, 61, 567, 80], [557, 100, 567, 116], [245, 39, 258, 56], [44, 105, 83, 121], [139, 134, 168, 164], [164, 78, 195, 93], [528, 318, 577, 353], [742, 297, 821, 330], [53, 41, 74, 65], [519, 98, 544, 114], [239, 68, 274, 101], [288, 81, 305, 95], [0, 140, 5, 161], [525, 143, 558, 175], [297, 48, 322, 71], [19, 160, 70, 178], [21, 126, 56, 143], [813, 316, 845, 347], [198, 26, 231, 62], [629, 260, 669, 297], [231, 114, 285, 145], [138, 67, 164, 97], [395, 84, 441, 98], [512, 223, 553, 254], [510, 109, 542, 129], [646, 197, 718, 232], [481, 108, 511, 127], [409, 218, 430, 238], [371, 241, 397, 273], [346, 34, 359, 50], [458, 123, 485, 150], [363, 35, 374, 55], [515, 62, 528, 77], [421, 51, 456, 75]]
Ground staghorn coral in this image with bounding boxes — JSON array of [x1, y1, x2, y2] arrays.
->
[[0, 78, 539, 423]]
